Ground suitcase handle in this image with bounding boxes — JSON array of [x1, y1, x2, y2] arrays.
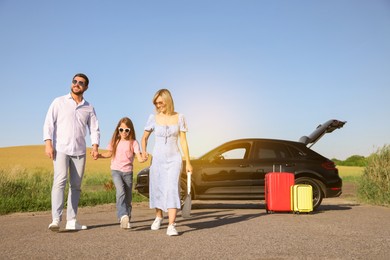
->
[[273, 165, 282, 172]]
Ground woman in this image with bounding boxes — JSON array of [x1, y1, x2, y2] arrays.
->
[[141, 89, 192, 236]]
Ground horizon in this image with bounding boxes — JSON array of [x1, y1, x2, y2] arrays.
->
[[0, 143, 377, 161]]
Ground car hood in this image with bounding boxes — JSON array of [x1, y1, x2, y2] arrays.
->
[[299, 119, 346, 147]]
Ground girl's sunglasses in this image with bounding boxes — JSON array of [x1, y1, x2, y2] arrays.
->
[[119, 127, 131, 133]]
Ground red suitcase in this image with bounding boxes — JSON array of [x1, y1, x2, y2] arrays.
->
[[265, 166, 294, 213]]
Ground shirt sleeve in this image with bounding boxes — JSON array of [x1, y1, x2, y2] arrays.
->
[[144, 114, 155, 132], [179, 114, 188, 132], [88, 107, 100, 146], [43, 99, 57, 142]]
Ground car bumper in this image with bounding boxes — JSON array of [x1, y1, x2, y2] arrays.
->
[[325, 178, 342, 197]]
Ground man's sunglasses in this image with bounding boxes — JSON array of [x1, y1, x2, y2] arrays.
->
[[72, 79, 86, 87], [119, 128, 131, 133]]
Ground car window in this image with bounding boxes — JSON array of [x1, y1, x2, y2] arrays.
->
[[287, 145, 307, 158], [215, 143, 251, 160], [254, 142, 291, 159], [221, 148, 247, 159]]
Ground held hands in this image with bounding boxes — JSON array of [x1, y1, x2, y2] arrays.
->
[[141, 152, 149, 162], [91, 150, 99, 160], [90, 145, 99, 160]]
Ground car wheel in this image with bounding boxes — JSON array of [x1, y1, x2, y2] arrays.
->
[[295, 177, 324, 210]]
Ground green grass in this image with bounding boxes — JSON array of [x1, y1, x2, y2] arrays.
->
[[357, 145, 390, 206], [0, 145, 149, 215], [338, 166, 364, 183], [338, 147, 390, 207]]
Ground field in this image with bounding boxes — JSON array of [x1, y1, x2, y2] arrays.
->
[[0, 145, 148, 176], [337, 165, 364, 182], [0, 145, 150, 214], [0, 145, 363, 214], [0, 145, 149, 188]]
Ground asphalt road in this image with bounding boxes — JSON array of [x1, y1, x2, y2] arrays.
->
[[1, 195, 389, 260]]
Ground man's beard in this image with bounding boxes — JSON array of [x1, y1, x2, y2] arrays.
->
[[71, 88, 85, 96]]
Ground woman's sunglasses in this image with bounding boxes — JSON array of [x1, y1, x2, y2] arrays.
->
[[72, 79, 86, 87], [119, 127, 131, 133]]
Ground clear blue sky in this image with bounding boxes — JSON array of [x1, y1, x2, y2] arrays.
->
[[1, 0, 389, 160]]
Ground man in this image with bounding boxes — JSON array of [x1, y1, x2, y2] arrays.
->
[[43, 73, 100, 231]]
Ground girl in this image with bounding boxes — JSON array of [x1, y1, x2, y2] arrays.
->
[[99, 117, 145, 229]]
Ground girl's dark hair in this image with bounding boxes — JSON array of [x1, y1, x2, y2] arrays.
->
[[73, 73, 89, 86], [110, 117, 136, 158]]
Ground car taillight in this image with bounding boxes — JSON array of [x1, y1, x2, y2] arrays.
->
[[322, 161, 337, 170]]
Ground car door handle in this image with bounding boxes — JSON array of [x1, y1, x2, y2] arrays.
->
[[239, 164, 250, 168], [285, 163, 295, 167]]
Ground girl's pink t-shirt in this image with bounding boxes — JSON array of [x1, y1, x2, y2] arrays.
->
[[107, 140, 140, 172]]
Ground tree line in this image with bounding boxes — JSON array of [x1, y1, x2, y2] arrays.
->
[[332, 155, 367, 167]]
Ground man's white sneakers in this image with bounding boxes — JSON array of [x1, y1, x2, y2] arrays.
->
[[120, 215, 131, 229], [65, 220, 87, 230], [48, 219, 60, 232]]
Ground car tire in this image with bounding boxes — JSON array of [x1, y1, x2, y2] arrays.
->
[[294, 177, 324, 210]]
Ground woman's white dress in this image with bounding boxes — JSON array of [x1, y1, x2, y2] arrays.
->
[[144, 114, 188, 212]]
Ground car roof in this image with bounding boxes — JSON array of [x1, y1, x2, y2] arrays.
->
[[212, 119, 346, 148], [213, 138, 305, 146], [198, 119, 346, 158]]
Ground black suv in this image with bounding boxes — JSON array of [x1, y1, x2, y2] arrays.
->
[[135, 119, 346, 210]]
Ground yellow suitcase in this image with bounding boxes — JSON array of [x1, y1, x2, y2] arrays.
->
[[291, 184, 313, 214]]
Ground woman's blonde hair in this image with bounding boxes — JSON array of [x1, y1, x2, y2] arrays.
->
[[153, 89, 175, 115]]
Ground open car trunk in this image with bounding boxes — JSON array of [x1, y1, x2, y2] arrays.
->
[[299, 119, 346, 148]]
